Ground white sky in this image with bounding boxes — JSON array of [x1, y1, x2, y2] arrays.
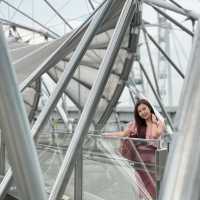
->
[[1, 0, 200, 107], [0, 0, 102, 35]]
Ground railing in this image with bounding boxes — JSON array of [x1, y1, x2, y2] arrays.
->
[[36, 131, 168, 200], [1, 130, 168, 200], [84, 135, 168, 200]]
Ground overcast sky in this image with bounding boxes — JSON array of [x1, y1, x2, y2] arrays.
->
[[1, 0, 199, 107], [0, 0, 199, 35]]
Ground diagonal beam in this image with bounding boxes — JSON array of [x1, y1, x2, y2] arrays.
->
[[18, 26, 86, 92], [88, 0, 95, 10], [18, 0, 105, 92], [143, 0, 200, 20], [0, 25, 47, 200], [153, 6, 194, 37], [142, 26, 160, 97], [0, 130, 5, 175], [0, 0, 109, 197], [18, 1, 121, 92], [0, 169, 13, 199], [47, 72, 83, 110], [168, 0, 185, 9], [144, 28, 185, 79], [49, 0, 137, 199], [31, 0, 113, 142], [42, 79, 70, 128], [97, 2, 142, 126]]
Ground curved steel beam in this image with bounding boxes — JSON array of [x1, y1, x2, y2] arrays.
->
[[28, 79, 41, 122], [49, 0, 137, 199], [144, 0, 200, 20], [144, 28, 185, 79], [88, 0, 95, 10], [153, 6, 194, 37], [1, 0, 60, 38], [97, 1, 141, 127], [0, 18, 55, 39]]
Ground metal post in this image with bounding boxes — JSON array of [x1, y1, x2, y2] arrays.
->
[[144, 29, 185, 79], [159, 19, 200, 200], [0, 130, 6, 175], [126, 83, 136, 105], [156, 7, 171, 105], [0, 26, 47, 200], [49, 0, 137, 199], [127, 79, 139, 102], [0, 169, 13, 199], [113, 110, 123, 131], [142, 26, 160, 97], [74, 147, 83, 200]]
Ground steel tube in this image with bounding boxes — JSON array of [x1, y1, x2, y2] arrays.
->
[[31, 0, 114, 140], [0, 26, 47, 200], [49, 0, 136, 199], [144, 0, 200, 20]]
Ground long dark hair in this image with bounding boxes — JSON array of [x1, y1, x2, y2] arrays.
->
[[134, 99, 155, 138]]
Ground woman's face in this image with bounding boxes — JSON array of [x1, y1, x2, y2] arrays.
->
[[137, 103, 151, 120]]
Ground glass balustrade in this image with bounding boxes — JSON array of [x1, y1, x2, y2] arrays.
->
[[0, 129, 168, 200], [35, 130, 168, 200]]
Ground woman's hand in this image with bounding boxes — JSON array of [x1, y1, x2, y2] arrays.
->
[[152, 114, 158, 125], [151, 114, 165, 138]]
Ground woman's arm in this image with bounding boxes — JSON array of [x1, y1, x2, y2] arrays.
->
[[103, 122, 137, 137], [103, 129, 130, 137]]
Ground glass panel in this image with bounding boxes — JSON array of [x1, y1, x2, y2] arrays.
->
[[82, 135, 168, 200], [1, 126, 168, 200], [37, 130, 68, 196]]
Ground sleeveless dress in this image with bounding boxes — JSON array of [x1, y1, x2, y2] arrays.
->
[[126, 121, 158, 199]]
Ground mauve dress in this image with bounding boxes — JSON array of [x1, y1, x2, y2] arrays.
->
[[126, 122, 158, 199]]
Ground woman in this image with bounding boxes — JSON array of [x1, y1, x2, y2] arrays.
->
[[104, 99, 165, 199], [105, 99, 164, 139]]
